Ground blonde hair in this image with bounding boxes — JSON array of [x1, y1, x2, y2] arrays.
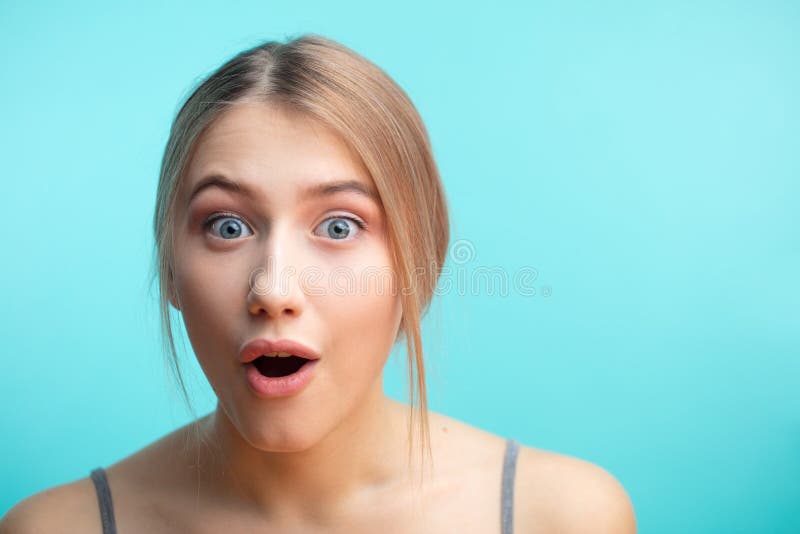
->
[[148, 33, 450, 476]]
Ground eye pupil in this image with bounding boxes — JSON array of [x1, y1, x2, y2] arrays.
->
[[207, 215, 358, 241], [220, 219, 241, 238], [328, 219, 351, 239]]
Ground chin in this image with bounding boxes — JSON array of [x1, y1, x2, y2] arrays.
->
[[243, 427, 324, 453], [235, 406, 331, 452]]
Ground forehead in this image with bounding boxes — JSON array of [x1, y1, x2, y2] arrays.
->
[[181, 102, 375, 201]]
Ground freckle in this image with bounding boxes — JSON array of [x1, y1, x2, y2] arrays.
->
[[442, 427, 448, 433]]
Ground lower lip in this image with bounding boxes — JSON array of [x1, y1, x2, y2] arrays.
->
[[244, 359, 319, 398]]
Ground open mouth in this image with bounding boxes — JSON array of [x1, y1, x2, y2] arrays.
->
[[251, 355, 312, 378]]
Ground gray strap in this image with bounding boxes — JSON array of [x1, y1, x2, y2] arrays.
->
[[501, 439, 520, 534], [88, 444, 521, 534], [90, 468, 118, 534]]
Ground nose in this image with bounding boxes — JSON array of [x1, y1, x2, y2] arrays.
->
[[246, 237, 306, 319]]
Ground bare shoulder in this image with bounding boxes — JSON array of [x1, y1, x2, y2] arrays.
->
[[0, 476, 102, 534], [0, 418, 212, 534], [514, 444, 637, 534]]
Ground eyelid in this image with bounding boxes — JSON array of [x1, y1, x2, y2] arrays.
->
[[202, 211, 254, 239], [201, 210, 252, 230], [314, 213, 367, 239], [323, 212, 367, 229]]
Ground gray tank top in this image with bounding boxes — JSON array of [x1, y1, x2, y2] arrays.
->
[[501, 438, 521, 534], [89, 468, 117, 534], [89, 438, 521, 534]]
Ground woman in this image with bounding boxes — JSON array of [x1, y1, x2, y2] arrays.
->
[[1, 34, 636, 533]]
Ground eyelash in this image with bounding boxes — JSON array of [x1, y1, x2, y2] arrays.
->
[[201, 211, 367, 239]]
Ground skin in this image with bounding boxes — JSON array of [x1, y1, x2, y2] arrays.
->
[[0, 102, 637, 534], [168, 101, 409, 524]]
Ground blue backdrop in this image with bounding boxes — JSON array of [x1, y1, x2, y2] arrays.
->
[[1, 1, 798, 532]]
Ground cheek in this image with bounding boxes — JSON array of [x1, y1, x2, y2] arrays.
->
[[171, 245, 244, 366], [173, 232, 246, 309], [174, 259, 225, 319], [314, 256, 402, 379]]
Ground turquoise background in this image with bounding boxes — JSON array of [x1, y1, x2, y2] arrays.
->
[[1, 1, 798, 531]]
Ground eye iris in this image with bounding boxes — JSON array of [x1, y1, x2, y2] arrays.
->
[[328, 219, 350, 239], [220, 219, 241, 238]]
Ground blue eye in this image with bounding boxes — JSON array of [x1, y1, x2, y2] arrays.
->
[[201, 212, 367, 241], [314, 215, 366, 240], [203, 212, 253, 240]]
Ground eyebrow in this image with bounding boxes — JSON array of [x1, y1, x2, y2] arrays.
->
[[187, 174, 380, 206]]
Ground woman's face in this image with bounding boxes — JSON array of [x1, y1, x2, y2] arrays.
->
[[170, 102, 402, 450]]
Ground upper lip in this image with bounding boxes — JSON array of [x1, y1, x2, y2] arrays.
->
[[239, 338, 321, 364]]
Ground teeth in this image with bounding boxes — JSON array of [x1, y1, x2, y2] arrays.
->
[[261, 352, 295, 358]]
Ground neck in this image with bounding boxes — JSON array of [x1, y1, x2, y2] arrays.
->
[[195, 385, 416, 521]]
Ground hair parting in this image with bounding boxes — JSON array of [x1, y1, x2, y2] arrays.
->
[[148, 33, 450, 483]]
